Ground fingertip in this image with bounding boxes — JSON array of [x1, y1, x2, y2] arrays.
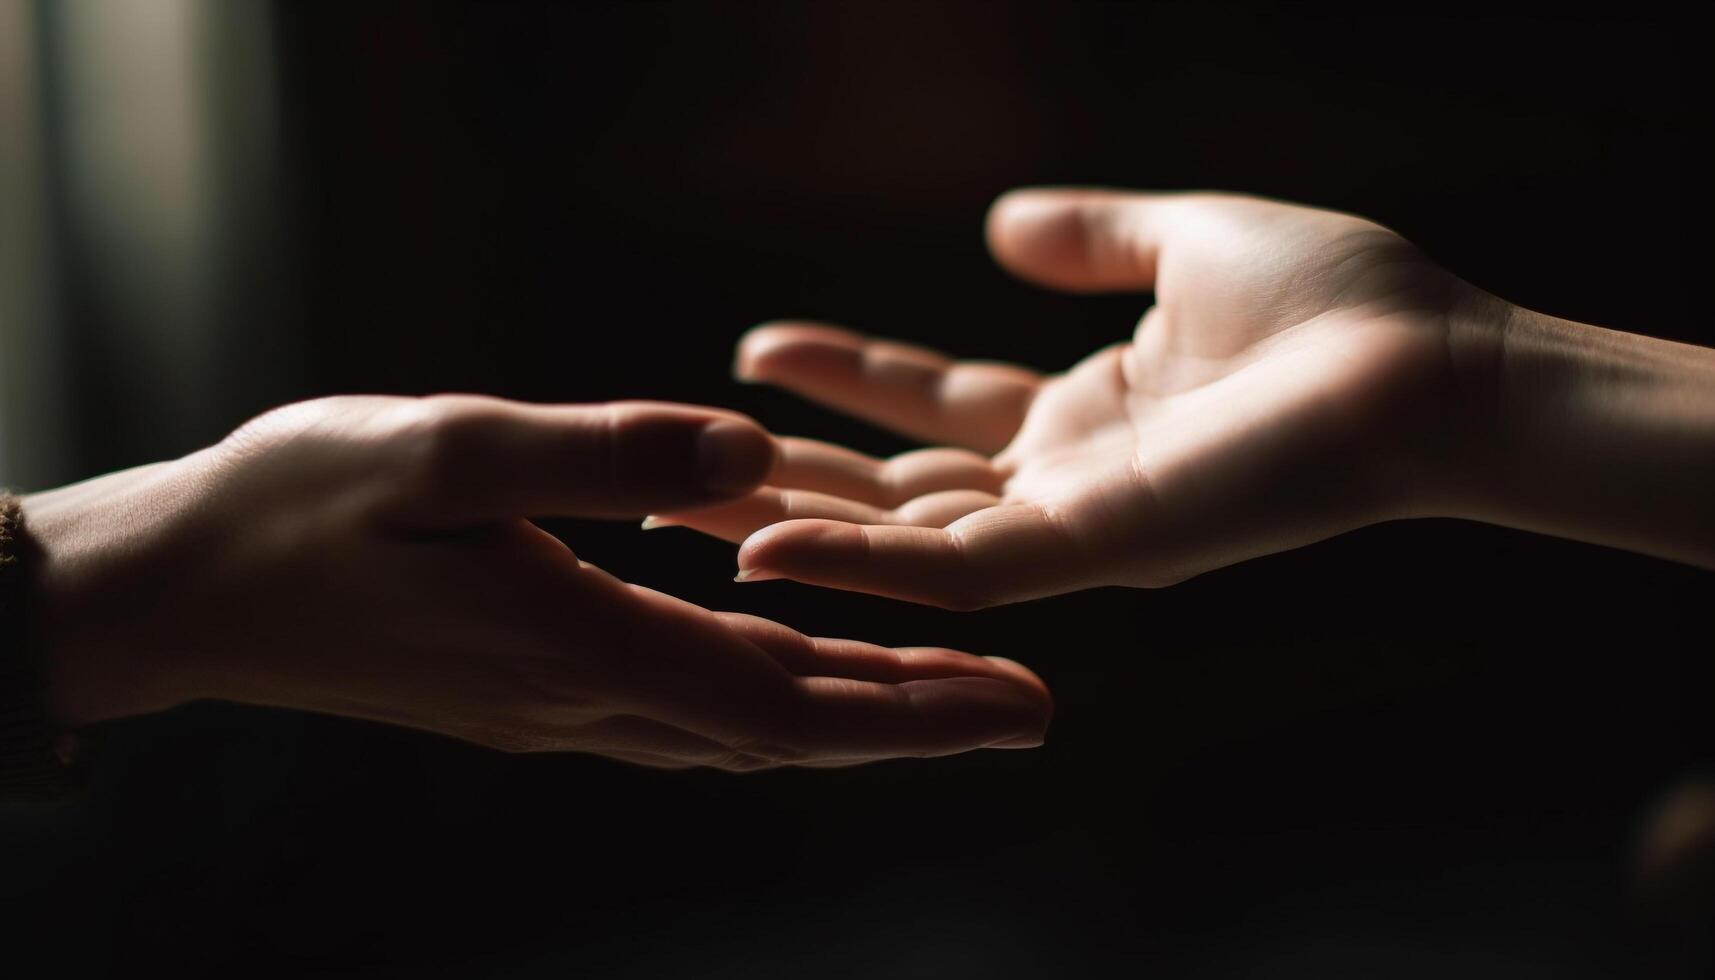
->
[[732, 325, 774, 382], [734, 322, 862, 383], [985, 189, 1094, 286], [985, 186, 1163, 294], [928, 676, 1054, 747], [733, 322, 805, 381], [988, 733, 1048, 750], [926, 651, 1053, 740], [696, 417, 777, 496], [593, 405, 776, 513], [988, 186, 1132, 216], [988, 688, 1052, 746], [985, 186, 1066, 238], [982, 655, 1052, 701], [737, 518, 865, 577], [987, 666, 1053, 743]]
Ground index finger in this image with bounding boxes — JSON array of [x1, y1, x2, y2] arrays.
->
[[735, 323, 1042, 454], [381, 397, 779, 528]]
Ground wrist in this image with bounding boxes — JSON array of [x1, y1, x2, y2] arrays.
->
[[1434, 297, 1715, 566], [1375, 282, 1516, 524], [1429, 286, 1526, 519], [23, 465, 201, 727]]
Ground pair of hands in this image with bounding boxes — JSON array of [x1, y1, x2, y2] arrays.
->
[[29, 188, 1712, 771]]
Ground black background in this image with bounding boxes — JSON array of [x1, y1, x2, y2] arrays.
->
[[6, 1, 1712, 975]]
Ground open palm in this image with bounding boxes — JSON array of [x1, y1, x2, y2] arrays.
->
[[661, 189, 1485, 608]]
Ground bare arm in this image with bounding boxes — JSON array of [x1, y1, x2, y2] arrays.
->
[[1449, 303, 1715, 568]]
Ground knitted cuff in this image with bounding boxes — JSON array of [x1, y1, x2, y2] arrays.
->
[[0, 495, 88, 803]]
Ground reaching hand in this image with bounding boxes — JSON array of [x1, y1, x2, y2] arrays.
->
[[657, 188, 1503, 607], [24, 396, 1050, 768]]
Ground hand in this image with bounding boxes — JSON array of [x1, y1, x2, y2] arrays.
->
[[656, 188, 1502, 607], [23, 395, 1051, 769]]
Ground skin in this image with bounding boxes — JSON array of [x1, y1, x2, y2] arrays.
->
[[21, 395, 1051, 770], [656, 188, 1715, 608]]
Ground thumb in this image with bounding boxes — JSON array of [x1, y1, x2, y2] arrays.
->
[[391, 397, 778, 527], [984, 187, 1176, 294]]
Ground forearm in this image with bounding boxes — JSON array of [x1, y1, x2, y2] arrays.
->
[[1450, 303, 1715, 567]]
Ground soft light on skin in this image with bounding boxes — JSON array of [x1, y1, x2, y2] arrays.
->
[[654, 189, 1715, 608], [21, 394, 1052, 767]]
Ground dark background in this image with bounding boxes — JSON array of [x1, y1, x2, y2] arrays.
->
[[5, 1, 1712, 975]]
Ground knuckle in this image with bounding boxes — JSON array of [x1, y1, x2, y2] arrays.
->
[[937, 529, 1000, 611], [395, 396, 506, 489], [221, 396, 370, 457], [593, 403, 622, 502]]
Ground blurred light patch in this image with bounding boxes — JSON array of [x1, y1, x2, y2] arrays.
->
[[0, 0, 69, 486], [2, 0, 286, 487]]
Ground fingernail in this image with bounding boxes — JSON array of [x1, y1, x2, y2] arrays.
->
[[697, 420, 773, 495], [734, 568, 784, 583], [989, 733, 1047, 750], [732, 326, 772, 382], [640, 515, 681, 531]]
